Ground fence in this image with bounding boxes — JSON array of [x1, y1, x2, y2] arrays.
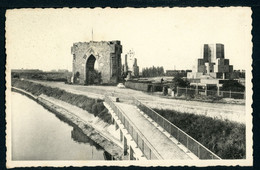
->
[[176, 87, 245, 99], [104, 95, 163, 160], [133, 98, 221, 160]]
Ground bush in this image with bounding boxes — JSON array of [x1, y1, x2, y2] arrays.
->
[[221, 80, 245, 92], [169, 74, 190, 90]]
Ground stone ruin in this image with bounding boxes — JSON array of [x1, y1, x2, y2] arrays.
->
[[71, 41, 122, 85]]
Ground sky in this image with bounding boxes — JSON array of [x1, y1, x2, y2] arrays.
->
[[6, 7, 252, 71]]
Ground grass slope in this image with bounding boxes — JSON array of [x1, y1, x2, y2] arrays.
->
[[153, 109, 245, 159], [12, 79, 112, 124]]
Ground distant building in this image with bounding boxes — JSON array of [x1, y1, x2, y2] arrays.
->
[[233, 69, 245, 78], [123, 50, 139, 78], [132, 58, 139, 77], [11, 69, 43, 73], [57, 69, 69, 72], [187, 44, 239, 88], [166, 70, 192, 77], [124, 54, 128, 73]]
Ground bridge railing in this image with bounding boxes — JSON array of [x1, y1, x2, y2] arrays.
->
[[133, 98, 221, 160], [104, 95, 163, 160]]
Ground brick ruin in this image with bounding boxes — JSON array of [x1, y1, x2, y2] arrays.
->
[[71, 41, 122, 85]]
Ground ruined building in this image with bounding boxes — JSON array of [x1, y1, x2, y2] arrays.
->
[[187, 44, 234, 79], [121, 54, 129, 78], [132, 58, 139, 77], [71, 41, 122, 85], [123, 50, 139, 78]]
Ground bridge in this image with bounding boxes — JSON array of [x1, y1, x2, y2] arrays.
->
[[104, 95, 221, 160]]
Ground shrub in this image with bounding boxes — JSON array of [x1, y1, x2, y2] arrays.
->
[[221, 80, 245, 92]]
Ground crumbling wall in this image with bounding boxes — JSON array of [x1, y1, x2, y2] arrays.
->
[[71, 41, 122, 85]]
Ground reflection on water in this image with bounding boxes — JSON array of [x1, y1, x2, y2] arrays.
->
[[71, 127, 103, 150], [71, 127, 113, 160], [11, 92, 111, 160]]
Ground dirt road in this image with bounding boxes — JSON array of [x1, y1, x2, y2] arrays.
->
[[27, 80, 246, 123]]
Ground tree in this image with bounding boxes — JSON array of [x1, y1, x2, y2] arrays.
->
[[141, 66, 165, 77], [221, 80, 245, 92], [170, 74, 189, 91]]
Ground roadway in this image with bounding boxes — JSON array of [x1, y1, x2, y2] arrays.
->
[[26, 80, 246, 123]]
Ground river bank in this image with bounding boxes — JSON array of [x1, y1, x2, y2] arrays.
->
[[11, 85, 123, 160], [11, 92, 107, 160], [12, 79, 112, 123]]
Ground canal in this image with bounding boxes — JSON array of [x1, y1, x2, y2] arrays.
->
[[11, 92, 110, 160]]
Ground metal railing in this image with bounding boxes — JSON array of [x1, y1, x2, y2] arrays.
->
[[176, 87, 245, 99], [104, 95, 163, 160], [133, 98, 221, 160]]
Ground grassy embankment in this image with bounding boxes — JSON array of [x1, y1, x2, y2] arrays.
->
[[12, 79, 112, 124], [12, 72, 71, 82], [154, 108, 245, 159]]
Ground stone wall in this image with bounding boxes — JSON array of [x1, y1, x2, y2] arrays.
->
[[125, 81, 149, 91]]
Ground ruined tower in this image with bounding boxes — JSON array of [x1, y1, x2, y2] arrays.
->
[[133, 58, 139, 77], [71, 41, 122, 85]]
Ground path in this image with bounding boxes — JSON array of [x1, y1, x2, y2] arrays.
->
[[114, 102, 193, 159], [26, 80, 246, 123]]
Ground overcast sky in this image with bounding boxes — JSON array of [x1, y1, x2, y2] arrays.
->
[[6, 7, 252, 71]]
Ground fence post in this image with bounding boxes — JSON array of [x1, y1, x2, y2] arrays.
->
[[196, 84, 198, 95], [177, 86, 179, 96], [177, 130, 180, 144], [185, 87, 188, 97], [169, 125, 172, 136], [205, 86, 207, 96], [136, 134, 138, 148], [162, 119, 165, 130], [142, 140, 144, 151], [156, 114, 159, 127], [198, 145, 200, 158], [149, 149, 152, 159], [186, 135, 189, 148], [229, 90, 231, 98]]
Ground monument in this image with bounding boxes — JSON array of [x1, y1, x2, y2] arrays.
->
[[187, 43, 234, 79]]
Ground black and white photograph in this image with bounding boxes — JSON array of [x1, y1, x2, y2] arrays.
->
[[5, 7, 252, 167]]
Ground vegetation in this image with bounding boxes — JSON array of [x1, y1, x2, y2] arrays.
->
[[12, 72, 70, 82], [87, 69, 102, 85], [171, 75, 190, 88], [153, 108, 245, 159], [12, 79, 112, 124], [221, 80, 245, 92], [142, 66, 165, 77]]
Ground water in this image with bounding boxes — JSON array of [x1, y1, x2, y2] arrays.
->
[[11, 92, 109, 160]]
